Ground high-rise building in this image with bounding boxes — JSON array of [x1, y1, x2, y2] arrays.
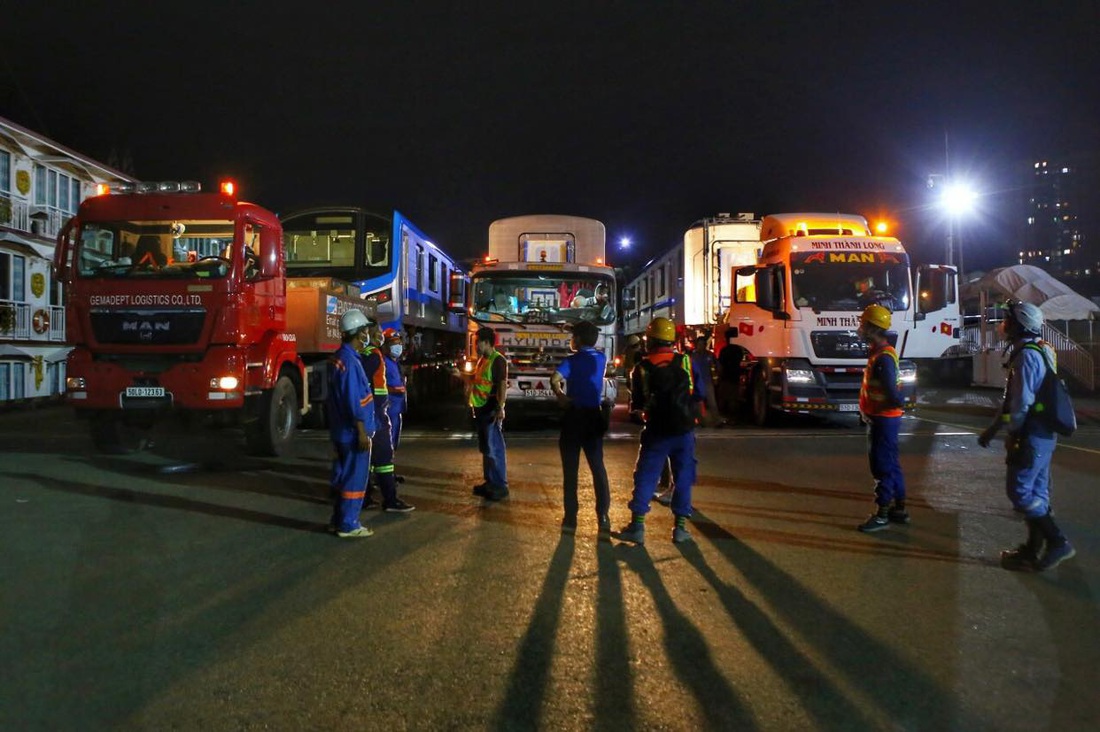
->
[[1019, 156, 1100, 294]]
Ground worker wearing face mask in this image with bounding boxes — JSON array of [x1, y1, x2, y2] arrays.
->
[[382, 329, 408, 453]]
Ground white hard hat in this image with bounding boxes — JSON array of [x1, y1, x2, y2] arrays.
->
[[340, 309, 371, 334], [1009, 300, 1044, 334]]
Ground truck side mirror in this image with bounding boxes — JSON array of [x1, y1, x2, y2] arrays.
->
[[257, 246, 279, 279], [447, 271, 467, 312], [754, 265, 788, 318], [915, 264, 956, 314]]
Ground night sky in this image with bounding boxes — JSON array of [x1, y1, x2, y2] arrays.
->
[[4, 2, 1098, 273]]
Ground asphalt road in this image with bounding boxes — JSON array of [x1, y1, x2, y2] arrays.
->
[[2, 392, 1099, 731]]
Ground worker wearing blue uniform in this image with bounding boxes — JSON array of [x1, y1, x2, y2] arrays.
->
[[618, 317, 701, 545], [382, 329, 407, 450], [361, 326, 415, 513], [326, 309, 376, 538], [980, 300, 1075, 571], [550, 320, 611, 535], [856, 304, 909, 533]]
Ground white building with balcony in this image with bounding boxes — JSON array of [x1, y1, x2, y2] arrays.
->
[[0, 116, 133, 405]]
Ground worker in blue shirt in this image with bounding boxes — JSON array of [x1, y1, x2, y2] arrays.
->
[[382, 329, 407, 450], [551, 320, 612, 535], [979, 300, 1075, 571], [326, 309, 376, 538], [856, 304, 910, 533], [361, 325, 415, 513]]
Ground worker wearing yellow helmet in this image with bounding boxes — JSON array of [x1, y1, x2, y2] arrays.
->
[[618, 317, 701, 545], [856, 304, 909, 533]]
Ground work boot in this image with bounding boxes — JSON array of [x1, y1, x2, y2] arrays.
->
[[383, 498, 416, 513], [336, 524, 374, 538], [617, 521, 646, 545], [887, 502, 911, 525], [485, 485, 509, 501], [1000, 544, 1039, 572], [1036, 541, 1077, 572], [597, 514, 612, 537], [472, 482, 490, 497], [858, 506, 891, 533], [672, 526, 693, 544]]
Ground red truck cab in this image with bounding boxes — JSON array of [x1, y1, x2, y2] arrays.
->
[[54, 181, 303, 455]]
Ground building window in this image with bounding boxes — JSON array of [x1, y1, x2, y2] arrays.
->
[[0, 252, 27, 301], [34, 165, 46, 205], [71, 179, 81, 213], [0, 363, 8, 400], [428, 254, 438, 291], [0, 150, 10, 193], [12, 362, 24, 399]]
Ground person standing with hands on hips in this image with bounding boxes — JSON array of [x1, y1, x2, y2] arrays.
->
[[326, 309, 375, 538], [979, 300, 1075, 571], [551, 320, 612, 535], [856, 304, 910, 533], [469, 327, 510, 500]]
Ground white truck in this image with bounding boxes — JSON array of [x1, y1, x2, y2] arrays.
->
[[454, 214, 618, 418], [723, 212, 959, 425]]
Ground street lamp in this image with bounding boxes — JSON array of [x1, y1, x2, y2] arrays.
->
[[619, 236, 632, 249], [927, 174, 977, 277]]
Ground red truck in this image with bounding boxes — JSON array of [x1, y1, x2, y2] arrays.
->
[[53, 180, 367, 455]]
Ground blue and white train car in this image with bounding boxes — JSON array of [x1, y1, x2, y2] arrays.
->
[[280, 207, 467, 406]]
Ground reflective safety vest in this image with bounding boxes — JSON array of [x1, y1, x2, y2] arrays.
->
[[859, 344, 903, 417], [469, 350, 501, 408]]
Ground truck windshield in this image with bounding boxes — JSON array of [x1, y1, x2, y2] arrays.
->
[[471, 273, 615, 325], [281, 211, 391, 281], [790, 252, 911, 313], [75, 220, 239, 279]]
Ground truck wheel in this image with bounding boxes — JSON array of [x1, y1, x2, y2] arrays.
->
[[90, 413, 150, 454], [246, 375, 298, 457], [752, 370, 771, 428]]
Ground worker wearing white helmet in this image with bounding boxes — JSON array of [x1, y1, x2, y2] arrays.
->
[[326, 309, 378, 538], [979, 299, 1075, 571]]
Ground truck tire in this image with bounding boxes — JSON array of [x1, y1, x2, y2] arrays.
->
[[752, 370, 772, 428], [90, 412, 150, 454], [245, 375, 298, 457]]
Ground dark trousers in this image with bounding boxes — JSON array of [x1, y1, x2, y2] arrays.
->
[[868, 415, 905, 506], [559, 406, 610, 519]]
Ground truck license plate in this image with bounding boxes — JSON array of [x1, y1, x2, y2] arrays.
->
[[125, 387, 166, 398], [523, 389, 553, 398], [837, 403, 859, 412]]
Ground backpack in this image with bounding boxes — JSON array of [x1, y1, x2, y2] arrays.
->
[[1022, 343, 1077, 437], [641, 354, 697, 434]]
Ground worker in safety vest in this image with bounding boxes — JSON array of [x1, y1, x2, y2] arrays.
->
[[360, 324, 415, 513], [326, 309, 376, 538], [978, 299, 1075, 571], [468, 326, 509, 500], [618, 317, 701, 545], [856, 304, 909, 532]]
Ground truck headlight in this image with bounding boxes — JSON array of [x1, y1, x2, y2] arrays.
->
[[210, 376, 240, 390], [899, 365, 918, 384], [65, 376, 86, 390], [785, 368, 815, 384]]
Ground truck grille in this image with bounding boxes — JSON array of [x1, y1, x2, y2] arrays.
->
[[811, 331, 869, 360], [90, 308, 207, 346], [504, 346, 572, 370]]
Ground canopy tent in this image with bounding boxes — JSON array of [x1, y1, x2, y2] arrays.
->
[[962, 265, 1100, 321]]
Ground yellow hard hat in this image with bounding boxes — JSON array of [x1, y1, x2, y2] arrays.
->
[[860, 304, 892, 330], [646, 317, 676, 343]]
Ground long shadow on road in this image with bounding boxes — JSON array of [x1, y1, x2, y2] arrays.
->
[[694, 509, 972, 730], [676, 541, 877, 731], [618, 544, 758, 731], [594, 537, 638, 732], [492, 535, 576, 730]]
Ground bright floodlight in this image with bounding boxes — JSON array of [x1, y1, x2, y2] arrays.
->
[[942, 183, 976, 215], [619, 237, 632, 248]]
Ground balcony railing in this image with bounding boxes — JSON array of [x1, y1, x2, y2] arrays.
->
[[0, 194, 66, 239], [0, 300, 66, 343], [960, 322, 1095, 392]]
